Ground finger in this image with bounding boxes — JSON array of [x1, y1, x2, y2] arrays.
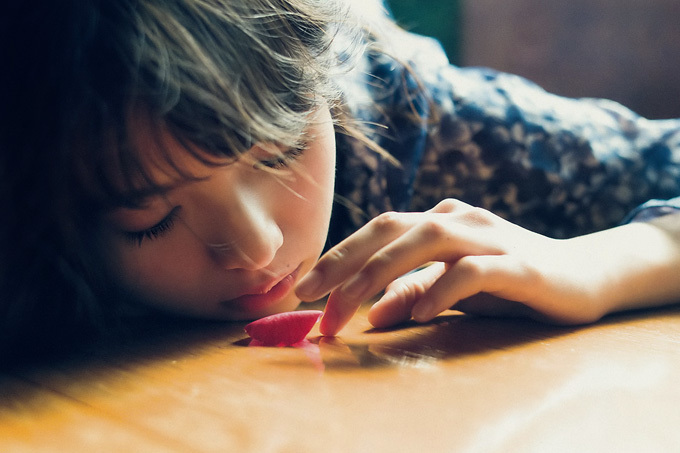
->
[[331, 218, 499, 306], [295, 212, 415, 301], [453, 293, 548, 321], [319, 225, 449, 335], [297, 199, 472, 301], [319, 289, 358, 335], [411, 254, 535, 322], [321, 220, 501, 335], [427, 198, 472, 214], [367, 263, 447, 328]]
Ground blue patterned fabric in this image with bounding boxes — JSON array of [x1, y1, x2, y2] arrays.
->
[[327, 25, 680, 245]]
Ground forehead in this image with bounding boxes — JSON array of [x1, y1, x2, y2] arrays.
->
[[84, 102, 323, 211], [103, 113, 239, 208]]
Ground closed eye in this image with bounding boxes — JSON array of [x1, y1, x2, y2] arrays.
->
[[123, 206, 181, 247]]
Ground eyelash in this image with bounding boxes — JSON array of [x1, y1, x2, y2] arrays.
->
[[121, 144, 308, 247], [124, 208, 179, 247], [255, 144, 307, 170]]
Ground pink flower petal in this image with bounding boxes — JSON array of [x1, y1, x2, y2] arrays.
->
[[245, 310, 323, 347]]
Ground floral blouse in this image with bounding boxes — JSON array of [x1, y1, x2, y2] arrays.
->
[[327, 22, 680, 246]]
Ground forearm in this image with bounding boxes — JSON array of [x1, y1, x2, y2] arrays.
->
[[570, 213, 680, 318]]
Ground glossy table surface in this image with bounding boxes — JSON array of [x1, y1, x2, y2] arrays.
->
[[3, 301, 680, 452]]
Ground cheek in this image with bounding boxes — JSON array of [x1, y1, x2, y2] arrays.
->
[[103, 231, 207, 302], [286, 132, 336, 245], [307, 113, 337, 211]]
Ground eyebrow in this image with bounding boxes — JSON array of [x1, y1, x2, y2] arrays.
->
[[111, 181, 184, 210], [106, 149, 239, 209]]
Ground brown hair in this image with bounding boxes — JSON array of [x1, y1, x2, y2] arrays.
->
[[1, 0, 426, 360]]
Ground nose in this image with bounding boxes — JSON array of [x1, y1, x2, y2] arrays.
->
[[204, 187, 284, 271]]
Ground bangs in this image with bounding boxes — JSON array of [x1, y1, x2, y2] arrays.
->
[[67, 0, 357, 211], [75, 110, 243, 210], [135, 0, 343, 153]]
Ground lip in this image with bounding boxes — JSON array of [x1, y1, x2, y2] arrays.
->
[[225, 266, 301, 313]]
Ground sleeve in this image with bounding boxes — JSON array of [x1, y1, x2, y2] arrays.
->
[[394, 32, 680, 238], [622, 197, 680, 223], [332, 23, 680, 242]]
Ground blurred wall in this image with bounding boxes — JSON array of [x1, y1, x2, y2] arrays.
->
[[386, 0, 462, 64], [461, 0, 680, 119], [388, 0, 680, 119]]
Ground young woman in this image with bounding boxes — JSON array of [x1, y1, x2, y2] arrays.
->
[[3, 0, 680, 358]]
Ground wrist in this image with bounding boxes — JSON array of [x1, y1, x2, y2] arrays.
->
[[579, 220, 680, 318]]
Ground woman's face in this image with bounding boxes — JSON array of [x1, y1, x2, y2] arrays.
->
[[98, 106, 336, 320]]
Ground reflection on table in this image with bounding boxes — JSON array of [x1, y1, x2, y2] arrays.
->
[[2, 300, 680, 452]]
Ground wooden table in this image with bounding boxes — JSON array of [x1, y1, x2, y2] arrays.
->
[[2, 300, 680, 452]]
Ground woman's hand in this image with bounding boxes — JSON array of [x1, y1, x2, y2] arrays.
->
[[295, 199, 680, 336], [295, 199, 602, 335]]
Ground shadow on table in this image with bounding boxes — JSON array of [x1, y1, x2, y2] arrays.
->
[[311, 304, 680, 371], [0, 314, 251, 415], [2, 303, 680, 409], [0, 315, 246, 370], [307, 314, 567, 371]]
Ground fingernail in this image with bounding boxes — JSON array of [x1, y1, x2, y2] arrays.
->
[[319, 316, 337, 336], [296, 269, 322, 299]]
